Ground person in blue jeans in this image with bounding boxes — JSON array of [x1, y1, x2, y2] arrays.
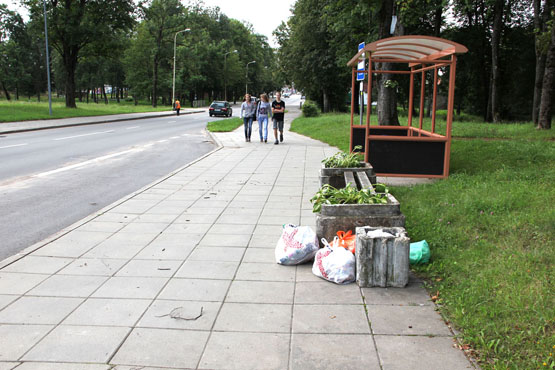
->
[[240, 94, 256, 142], [256, 93, 272, 143]]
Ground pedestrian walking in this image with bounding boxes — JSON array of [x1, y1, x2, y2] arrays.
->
[[272, 92, 285, 145], [240, 94, 256, 142], [257, 93, 272, 143], [174, 100, 181, 116]]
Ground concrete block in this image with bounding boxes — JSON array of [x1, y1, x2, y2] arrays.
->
[[356, 227, 410, 288]]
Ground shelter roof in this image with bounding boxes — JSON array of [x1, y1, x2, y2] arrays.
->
[[347, 36, 468, 67]]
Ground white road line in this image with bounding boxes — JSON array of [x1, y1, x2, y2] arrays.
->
[[53, 130, 114, 141], [34, 148, 138, 178], [0, 143, 28, 149], [170, 136, 180, 139], [157, 139, 169, 143], [126, 126, 140, 130]]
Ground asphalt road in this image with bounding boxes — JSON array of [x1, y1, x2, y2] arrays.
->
[[0, 111, 221, 261]]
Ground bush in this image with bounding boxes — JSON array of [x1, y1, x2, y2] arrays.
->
[[302, 100, 319, 117]]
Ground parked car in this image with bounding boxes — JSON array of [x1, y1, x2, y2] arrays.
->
[[209, 101, 233, 117]]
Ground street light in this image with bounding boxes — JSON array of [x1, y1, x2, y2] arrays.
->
[[245, 60, 256, 95], [172, 28, 190, 108], [224, 49, 237, 102]]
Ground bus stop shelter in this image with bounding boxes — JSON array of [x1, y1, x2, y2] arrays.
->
[[347, 36, 468, 178]]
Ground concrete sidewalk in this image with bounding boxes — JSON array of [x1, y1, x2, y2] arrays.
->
[[0, 106, 475, 369], [0, 108, 204, 135]]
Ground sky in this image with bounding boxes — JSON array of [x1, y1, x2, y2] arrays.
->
[[0, 0, 297, 47]]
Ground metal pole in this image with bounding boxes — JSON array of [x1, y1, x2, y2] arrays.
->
[[224, 50, 237, 102], [172, 29, 190, 108], [43, 0, 52, 115], [245, 61, 255, 95]]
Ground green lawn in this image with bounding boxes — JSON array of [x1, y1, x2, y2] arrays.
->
[[291, 113, 555, 369], [0, 98, 172, 122], [206, 117, 243, 132]]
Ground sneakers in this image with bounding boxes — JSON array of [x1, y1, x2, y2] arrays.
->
[[280, 133, 283, 142], [274, 140, 279, 145], [260, 138, 263, 142], [264, 139, 267, 143]]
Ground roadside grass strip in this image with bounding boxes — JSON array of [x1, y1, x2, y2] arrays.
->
[[206, 117, 243, 132], [291, 112, 555, 369], [0, 99, 171, 122]]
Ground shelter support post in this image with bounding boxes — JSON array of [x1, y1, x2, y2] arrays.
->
[[350, 68, 355, 151], [444, 55, 457, 177], [365, 57, 372, 162], [408, 67, 415, 134], [419, 70, 425, 136], [432, 67, 438, 133]]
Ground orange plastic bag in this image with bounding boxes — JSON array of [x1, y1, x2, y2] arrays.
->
[[331, 230, 356, 254]]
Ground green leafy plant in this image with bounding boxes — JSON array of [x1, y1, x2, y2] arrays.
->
[[302, 100, 319, 117], [310, 183, 389, 213], [322, 146, 364, 168]]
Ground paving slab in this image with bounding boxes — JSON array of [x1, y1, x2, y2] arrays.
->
[[0, 324, 53, 361], [158, 278, 230, 301], [175, 260, 239, 280], [137, 299, 220, 330], [0, 273, 50, 295], [91, 276, 168, 299], [0, 296, 83, 324], [292, 304, 370, 334], [28, 275, 108, 298], [62, 298, 151, 326], [366, 304, 452, 336], [15, 363, 110, 370]]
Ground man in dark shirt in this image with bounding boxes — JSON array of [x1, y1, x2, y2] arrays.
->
[[272, 92, 286, 145]]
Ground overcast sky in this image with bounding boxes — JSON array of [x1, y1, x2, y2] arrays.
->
[[0, 0, 296, 47]]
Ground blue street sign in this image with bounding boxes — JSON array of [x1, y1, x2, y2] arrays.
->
[[357, 42, 365, 81]]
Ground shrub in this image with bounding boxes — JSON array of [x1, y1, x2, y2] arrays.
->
[[302, 100, 319, 117]]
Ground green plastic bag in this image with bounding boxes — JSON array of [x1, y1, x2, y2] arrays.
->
[[410, 240, 430, 265]]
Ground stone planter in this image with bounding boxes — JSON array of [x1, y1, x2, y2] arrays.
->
[[355, 226, 410, 288], [319, 162, 376, 188], [315, 193, 405, 245]]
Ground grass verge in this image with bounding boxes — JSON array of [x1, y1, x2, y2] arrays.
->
[[0, 99, 171, 122], [291, 112, 555, 369], [207, 117, 243, 132]]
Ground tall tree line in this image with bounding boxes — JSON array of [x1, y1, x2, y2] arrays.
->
[[276, 0, 553, 129], [0, 0, 281, 108]]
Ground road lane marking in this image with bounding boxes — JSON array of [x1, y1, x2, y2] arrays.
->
[[157, 139, 168, 143], [0, 143, 28, 149], [53, 130, 114, 141], [126, 126, 140, 130], [170, 136, 180, 139], [34, 148, 138, 178]]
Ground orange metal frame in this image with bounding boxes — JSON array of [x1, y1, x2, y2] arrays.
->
[[348, 36, 467, 179]]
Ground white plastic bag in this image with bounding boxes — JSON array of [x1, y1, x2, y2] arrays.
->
[[275, 224, 319, 265], [312, 239, 356, 284]]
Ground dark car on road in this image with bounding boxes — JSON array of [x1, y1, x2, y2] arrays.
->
[[209, 101, 233, 117]]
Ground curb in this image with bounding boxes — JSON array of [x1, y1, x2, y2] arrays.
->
[[0, 130, 223, 269], [0, 110, 204, 135]]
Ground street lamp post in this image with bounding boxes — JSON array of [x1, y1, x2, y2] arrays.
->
[[172, 28, 190, 108], [42, 0, 52, 115], [224, 49, 237, 102], [245, 60, 256, 95]]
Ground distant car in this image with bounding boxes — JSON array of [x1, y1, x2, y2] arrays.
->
[[283, 92, 290, 98], [209, 101, 232, 117]]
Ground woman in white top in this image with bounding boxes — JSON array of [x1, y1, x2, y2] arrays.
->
[[240, 94, 257, 142]]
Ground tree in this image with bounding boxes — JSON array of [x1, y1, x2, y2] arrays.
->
[[538, 17, 555, 129], [533, 0, 553, 124], [24, 0, 134, 108]]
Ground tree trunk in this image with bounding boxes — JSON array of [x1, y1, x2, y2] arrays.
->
[[490, 0, 504, 122], [152, 54, 159, 107], [116, 87, 120, 103], [538, 21, 555, 130], [102, 85, 108, 104], [532, 0, 552, 124], [323, 89, 330, 113], [376, 0, 400, 126], [86, 88, 89, 103], [63, 50, 78, 108], [1, 80, 10, 100]]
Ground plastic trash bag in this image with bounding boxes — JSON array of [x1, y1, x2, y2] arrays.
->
[[275, 224, 319, 265], [312, 238, 356, 284], [330, 230, 356, 254], [410, 240, 431, 265]]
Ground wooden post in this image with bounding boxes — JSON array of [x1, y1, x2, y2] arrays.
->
[[418, 70, 425, 136], [350, 68, 355, 152], [431, 66, 438, 134], [444, 55, 457, 177], [408, 67, 414, 135]]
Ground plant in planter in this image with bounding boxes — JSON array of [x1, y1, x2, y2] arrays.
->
[[319, 146, 377, 187], [310, 184, 389, 213], [322, 146, 364, 168]]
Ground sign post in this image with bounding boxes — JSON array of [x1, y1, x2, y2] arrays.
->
[[357, 42, 365, 126]]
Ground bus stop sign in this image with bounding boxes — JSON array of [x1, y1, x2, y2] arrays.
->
[[357, 42, 365, 81]]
